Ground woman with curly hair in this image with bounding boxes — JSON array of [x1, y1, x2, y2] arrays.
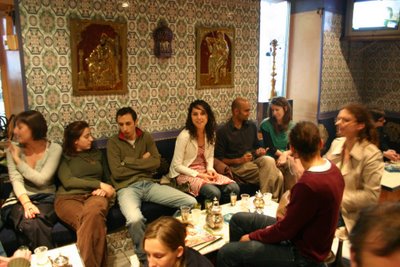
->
[[325, 103, 384, 233], [168, 100, 239, 203]]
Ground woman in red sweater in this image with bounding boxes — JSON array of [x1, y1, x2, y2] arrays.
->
[[217, 121, 345, 267]]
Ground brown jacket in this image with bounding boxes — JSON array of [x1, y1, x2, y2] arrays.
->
[[325, 137, 384, 232]]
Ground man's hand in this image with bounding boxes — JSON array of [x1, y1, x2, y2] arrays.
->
[[239, 234, 250, 242], [240, 152, 253, 164], [255, 147, 267, 156], [142, 152, 151, 159]]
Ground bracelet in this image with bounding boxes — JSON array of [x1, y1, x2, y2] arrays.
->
[[21, 200, 31, 206]]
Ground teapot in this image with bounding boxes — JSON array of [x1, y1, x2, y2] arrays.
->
[[51, 254, 71, 267], [253, 191, 265, 213], [206, 197, 223, 230]]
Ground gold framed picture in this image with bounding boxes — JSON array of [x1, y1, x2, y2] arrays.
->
[[70, 18, 127, 95], [196, 27, 234, 89]]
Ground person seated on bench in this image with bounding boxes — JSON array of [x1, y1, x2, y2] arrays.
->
[[1, 110, 62, 250], [325, 103, 384, 233], [369, 108, 399, 162], [168, 100, 239, 204], [143, 216, 213, 267], [106, 107, 197, 266], [55, 121, 115, 267], [217, 121, 345, 267], [215, 97, 283, 200], [260, 96, 297, 191]]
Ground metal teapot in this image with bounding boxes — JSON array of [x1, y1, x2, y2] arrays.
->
[[206, 197, 223, 230], [52, 254, 71, 267], [253, 191, 265, 213]]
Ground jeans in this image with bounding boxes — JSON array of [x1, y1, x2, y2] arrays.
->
[[217, 212, 324, 267], [199, 183, 240, 204], [117, 180, 197, 262]]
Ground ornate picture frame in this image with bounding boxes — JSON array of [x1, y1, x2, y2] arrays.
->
[[70, 18, 127, 95], [196, 26, 234, 89]]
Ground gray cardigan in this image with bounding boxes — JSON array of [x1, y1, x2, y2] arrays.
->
[[3, 141, 62, 207]]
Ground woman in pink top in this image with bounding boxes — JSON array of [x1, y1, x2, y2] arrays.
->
[[168, 100, 239, 204]]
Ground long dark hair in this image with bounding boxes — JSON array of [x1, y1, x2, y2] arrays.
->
[[143, 217, 187, 267], [185, 100, 216, 145], [63, 121, 90, 156], [15, 110, 47, 140], [342, 103, 378, 146], [268, 97, 292, 133]]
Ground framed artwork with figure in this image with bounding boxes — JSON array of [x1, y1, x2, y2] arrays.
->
[[70, 18, 127, 95], [196, 26, 234, 89]]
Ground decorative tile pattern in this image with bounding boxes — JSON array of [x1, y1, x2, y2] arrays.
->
[[320, 12, 400, 114], [19, 0, 260, 141]]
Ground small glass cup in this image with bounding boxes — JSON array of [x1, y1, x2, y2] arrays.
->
[[263, 192, 272, 205], [34, 246, 49, 265], [240, 193, 250, 210], [180, 205, 191, 223], [191, 208, 202, 222], [230, 192, 237, 206]]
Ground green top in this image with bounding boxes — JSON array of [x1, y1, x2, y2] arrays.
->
[[106, 130, 160, 191], [56, 149, 110, 195], [260, 118, 294, 157]]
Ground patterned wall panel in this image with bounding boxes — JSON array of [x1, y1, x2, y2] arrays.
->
[[319, 11, 363, 114], [363, 41, 400, 111], [18, 0, 260, 141], [320, 11, 399, 114]]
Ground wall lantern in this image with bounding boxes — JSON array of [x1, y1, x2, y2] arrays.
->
[[153, 19, 173, 58]]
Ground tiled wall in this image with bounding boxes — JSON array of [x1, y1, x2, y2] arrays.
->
[[319, 11, 363, 114], [18, 0, 260, 141], [320, 11, 400, 115]]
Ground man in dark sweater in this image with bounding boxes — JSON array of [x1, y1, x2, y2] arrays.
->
[[217, 121, 345, 267], [215, 97, 283, 199], [107, 107, 197, 265]]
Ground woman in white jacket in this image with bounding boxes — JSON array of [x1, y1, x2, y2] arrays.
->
[[169, 100, 239, 203]]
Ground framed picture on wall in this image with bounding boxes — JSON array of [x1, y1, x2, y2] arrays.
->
[[70, 18, 127, 95], [196, 26, 235, 89]]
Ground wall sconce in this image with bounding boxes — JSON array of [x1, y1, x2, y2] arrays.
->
[[153, 19, 173, 58]]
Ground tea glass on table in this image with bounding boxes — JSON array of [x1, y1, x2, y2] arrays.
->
[[180, 205, 191, 223], [240, 193, 250, 211], [34, 246, 49, 266], [230, 192, 237, 206], [191, 208, 202, 222], [263, 192, 272, 205]]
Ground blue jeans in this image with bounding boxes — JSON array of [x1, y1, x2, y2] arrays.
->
[[199, 183, 240, 204], [217, 212, 325, 267], [117, 180, 197, 262]]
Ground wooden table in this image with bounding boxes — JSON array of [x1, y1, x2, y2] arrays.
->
[[380, 169, 400, 202]]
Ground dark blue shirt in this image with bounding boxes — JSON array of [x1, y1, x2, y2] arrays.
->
[[215, 119, 261, 160]]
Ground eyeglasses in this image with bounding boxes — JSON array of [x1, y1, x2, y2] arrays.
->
[[335, 117, 355, 124]]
